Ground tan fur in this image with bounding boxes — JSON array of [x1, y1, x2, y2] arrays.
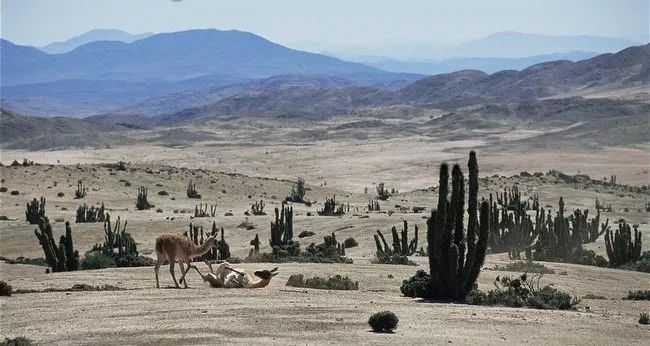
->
[[188, 261, 278, 288], [154, 233, 217, 288]]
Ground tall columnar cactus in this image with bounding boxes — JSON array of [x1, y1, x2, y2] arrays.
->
[[187, 180, 201, 199], [194, 203, 217, 217], [93, 213, 139, 259], [249, 234, 260, 257], [34, 217, 78, 272], [74, 180, 87, 199], [368, 199, 380, 211], [269, 203, 300, 256], [376, 182, 390, 200], [135, 186, 152, 210], [528, 197, 584, 262], [411, 151, 489, 300], [374, 220, 419, 256], [25, 197, 46, 224], [571, 209, 608, 243], [604, 221, 642, 267]]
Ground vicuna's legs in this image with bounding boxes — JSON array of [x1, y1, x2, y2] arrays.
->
[[154, 252, 166, 288], [178, 256, 192, 288], [169, 258, 180, 288]]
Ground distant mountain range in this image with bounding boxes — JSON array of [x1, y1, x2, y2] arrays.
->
[[363, 51, 599, 75], [308, 31, 642, 60], [40, 29, 153, 54], [136, 43, 649, 125]]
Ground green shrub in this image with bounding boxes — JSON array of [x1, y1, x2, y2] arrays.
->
[[639, 313, 649, 325], [568, 248, 608, 267], [157, 190, 169, 196], [81, 252, 116, 270], [582, 293, 606, 300], [0, 280, 12, 296], [286, 274, 358, 290], [466, 274, 579, 310], [372, 252, 416, 266], [115, 255, 156, 268], [298, 230, 315, 238], [487, 261, 555, 274], [400, 269, 432, 298], [368, 311, 399, 333], [343, 237, 358, 248], [625, 290, 650, 300], [1, 337, 34, 346]]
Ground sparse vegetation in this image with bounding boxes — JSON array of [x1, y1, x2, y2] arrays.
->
[[466, 274, 580, 310], [639, 313, 649, 325], [0, 280, 12, 296], [286, 274, 359, 290], [81, 252, 116, 270], [624, 290, 650, 300], [1, 337, 34, 346], [368, 311, 399, 333], [486, 261, 555, 274]]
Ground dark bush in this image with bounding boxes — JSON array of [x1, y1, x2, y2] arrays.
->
[[368, 311, 399, 333], [298, 230, 315, 238], [57, 192, 64, 197], [0, 216, 8, 221], [10, 190, 19, 195], [466, 274, 579, 310], [343, 237, 358, 248], [0, 280, 12, 296], [640, 313, 649, 325], [81, 252, 116, 270], [487, 261, 555, 274], [625, 290, 650, 300], [400, 269, 432, 298], [0, 187, 7, 193], [115, 255, 156, 268], [568, 248, 608, 267], [372, 252, 416, 266], [1, 337, 34, 346], [157, 190, 169, 196], [285, 274, 358, 290]]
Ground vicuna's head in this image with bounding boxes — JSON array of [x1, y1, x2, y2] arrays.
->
[[204, 235, 218, 248], [254, 267, 279, 280]]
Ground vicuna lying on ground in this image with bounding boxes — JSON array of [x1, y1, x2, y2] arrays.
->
[[188, 261, 279, 288]]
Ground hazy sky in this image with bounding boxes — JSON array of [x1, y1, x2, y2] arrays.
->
[[1, 0, 648, 47]]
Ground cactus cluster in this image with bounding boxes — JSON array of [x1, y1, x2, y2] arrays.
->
[[74, 180, 87, 199], [186, 180, 201, 199], [34, 218, 79, 272], [194, 203, 216, 217], [402, 151, 489, 300], [487, 195, 538, 260], [135, 186, 153, 210], [376, 182, 390, 200], [368, 199, 380, 211], [92, 214, 139, 259], [317, 195, 347, 216], [305, 232, 351, 263], [287, 177, 306, 203], [184, 221, 231, 260], [269, 203, 300, 256], [605, 221, 642, 267], [497, 185, 538, 211], [374, 220, 419, 256], [247, 200, 266, 215], [25, 197, 46, 224], [527, 197, 609, 262], [75, 203, 107, 223]]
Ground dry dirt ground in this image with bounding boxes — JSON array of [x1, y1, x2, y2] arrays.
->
[[0, 160, 648, 345]]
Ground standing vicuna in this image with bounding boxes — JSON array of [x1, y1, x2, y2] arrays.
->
[[154, 233, 217, 288]]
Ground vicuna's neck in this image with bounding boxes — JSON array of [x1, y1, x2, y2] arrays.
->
[[248, 279, 271, 289], [192, 241, 214, 257]]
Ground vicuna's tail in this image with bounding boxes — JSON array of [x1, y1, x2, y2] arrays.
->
[[155, 236, 164, 254]]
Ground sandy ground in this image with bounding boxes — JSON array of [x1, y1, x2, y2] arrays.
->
[[0, 161, 649, 345]]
